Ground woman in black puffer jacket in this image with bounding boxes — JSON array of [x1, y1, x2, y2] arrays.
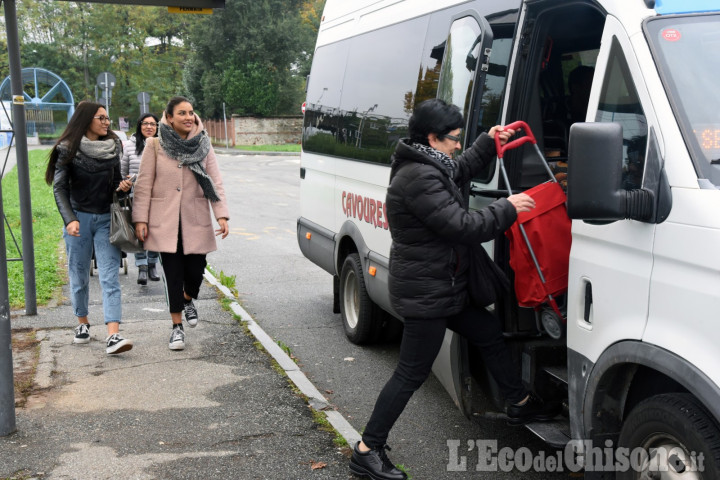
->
[[349, 99, 560, 480]]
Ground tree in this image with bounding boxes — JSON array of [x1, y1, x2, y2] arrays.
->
[[184, 0, 322, 117]]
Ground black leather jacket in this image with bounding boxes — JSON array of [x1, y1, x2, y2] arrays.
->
[[52, 141, 123, 226]]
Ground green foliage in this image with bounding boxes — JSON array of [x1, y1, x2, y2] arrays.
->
[[15, 1, 196, 125], [184, 0, 322, 117], [234, 144, 301, 152], [2, 149, 65, 308]]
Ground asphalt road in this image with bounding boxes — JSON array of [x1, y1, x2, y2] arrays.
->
[[213, 152, 576, 479]]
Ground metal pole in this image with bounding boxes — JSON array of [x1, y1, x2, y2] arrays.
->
[[4, 0, 36, 316], [104, 72, 110, 118], [1, 0, 20, 437], [223, 102, 229, 148]]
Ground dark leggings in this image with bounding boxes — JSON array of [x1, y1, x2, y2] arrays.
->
[[160, 232, 207, 313], [361, 305, 527, 449]]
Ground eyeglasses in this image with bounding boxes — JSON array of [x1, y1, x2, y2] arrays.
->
[[93, 115, 111, 123], [141, 122, 158, 127], [441, 133, 462, 143]]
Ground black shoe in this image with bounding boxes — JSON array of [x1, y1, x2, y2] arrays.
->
[[137, 265, 148, 285], [349, 442, 407, 480], [148, 263, 160, 281], [506, 394, 561, 426]]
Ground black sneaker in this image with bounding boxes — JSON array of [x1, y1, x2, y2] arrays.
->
[[184, 299, 198, 328], [169, 326, 186, 350], [74, 323, 90, 344], [106, 333, 133, 355], [148, 263, 161, 281], [506, 394, 561, 426], [349, 442, 407, 480]]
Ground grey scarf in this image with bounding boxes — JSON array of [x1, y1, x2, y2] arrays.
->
[[412, 142, 457, 180], [79, 136, 120, 160], [158, 122, 220, 202]]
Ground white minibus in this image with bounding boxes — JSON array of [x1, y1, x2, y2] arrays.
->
[[297, 0, 720, 476]]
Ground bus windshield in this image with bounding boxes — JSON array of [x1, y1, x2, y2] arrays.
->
[[645, 14, 720, 187]]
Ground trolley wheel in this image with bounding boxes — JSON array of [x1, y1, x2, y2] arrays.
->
[[540, 306, 565, 339], [122, 257, 128, 275], [339, 253, 379, 345], [617, 393, 720, 479]]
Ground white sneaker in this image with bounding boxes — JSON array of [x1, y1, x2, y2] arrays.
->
[[74, 323, 90, 344], [169, 327, 186, 350]]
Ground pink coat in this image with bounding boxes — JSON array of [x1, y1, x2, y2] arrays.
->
[[132, 115, 229, 254]]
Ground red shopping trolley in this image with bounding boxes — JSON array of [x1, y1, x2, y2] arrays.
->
[[495, 121, 571, 339]]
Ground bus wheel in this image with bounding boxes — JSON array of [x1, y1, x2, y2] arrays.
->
[[617, 393, 720, 479], [339, 253, 378, 345]]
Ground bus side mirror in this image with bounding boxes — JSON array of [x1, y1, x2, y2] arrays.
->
[[567, 122, 627, 222]]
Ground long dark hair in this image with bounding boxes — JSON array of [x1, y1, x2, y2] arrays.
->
[[134, 112, 159, 157], [45, 101, 118, 185], [408, 98, 464, 146]]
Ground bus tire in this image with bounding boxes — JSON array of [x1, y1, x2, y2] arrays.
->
[[339, 253, 378, 345], [617, 393, 720, 479]]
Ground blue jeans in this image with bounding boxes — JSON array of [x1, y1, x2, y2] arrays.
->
[[134, 250, 159, 267], [63, 210, 122, 324]]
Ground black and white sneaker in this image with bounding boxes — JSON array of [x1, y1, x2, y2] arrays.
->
[[169, 326, 186, 350], [106, 334, 133, 355], [184, 299, 198, 327], [74, 323, 91, 344]]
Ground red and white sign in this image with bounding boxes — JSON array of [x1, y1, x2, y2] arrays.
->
[[661, 28, 681, 42]]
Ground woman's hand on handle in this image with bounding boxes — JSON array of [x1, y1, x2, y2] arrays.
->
[[507, 193, 535, 213], [135, 222, 148, 242], [216, 218, 229, 239], [488, 125, 516, 146]]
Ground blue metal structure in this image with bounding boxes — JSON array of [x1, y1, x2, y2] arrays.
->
[[0, 67, 74, 135]]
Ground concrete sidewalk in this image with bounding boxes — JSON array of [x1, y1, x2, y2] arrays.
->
[[2, 260, 353, 479]]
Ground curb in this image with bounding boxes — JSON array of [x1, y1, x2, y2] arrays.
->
[[202, 270, 362, 447], [212, 148, 299, 157]]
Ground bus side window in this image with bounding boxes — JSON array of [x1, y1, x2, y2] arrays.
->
[[595, 37, 648, 190]]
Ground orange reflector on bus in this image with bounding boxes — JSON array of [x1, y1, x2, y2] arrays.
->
[[306, 232, 312, 240], [368, 266, 377, 276]]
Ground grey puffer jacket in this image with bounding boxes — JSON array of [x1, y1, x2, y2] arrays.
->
[[120, 135, 145, 177], [386, 133, 518, 319]]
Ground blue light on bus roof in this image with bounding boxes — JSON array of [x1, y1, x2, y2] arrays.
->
[[655, 0, 720, 15]]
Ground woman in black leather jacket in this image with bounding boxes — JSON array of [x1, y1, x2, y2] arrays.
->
[[45, 101, 134, 355], [349, 99, 560, 480]]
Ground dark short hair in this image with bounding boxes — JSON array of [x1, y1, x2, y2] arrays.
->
[[408, 99, 464, 146], [165, 96, 192, 117]]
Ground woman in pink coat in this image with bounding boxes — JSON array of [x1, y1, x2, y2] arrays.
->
[[133, 96, 229, 350]]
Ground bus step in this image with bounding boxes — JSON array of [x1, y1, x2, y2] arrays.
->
[[525, 418, 571, 448], [543, 365, 568, 384]]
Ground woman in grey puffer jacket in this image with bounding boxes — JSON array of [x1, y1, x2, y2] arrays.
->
[[121, 113, 161, 285]]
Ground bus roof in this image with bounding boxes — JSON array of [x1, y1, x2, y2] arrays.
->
[[655, 0, 720, 15]]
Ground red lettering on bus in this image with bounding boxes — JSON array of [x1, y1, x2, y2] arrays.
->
[[339, 191, 389, 230]]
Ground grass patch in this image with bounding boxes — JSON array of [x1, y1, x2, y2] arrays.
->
[[3, 149, 65, 309], [234, 144, 300, 153]]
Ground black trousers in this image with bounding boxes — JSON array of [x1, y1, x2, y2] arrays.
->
[[160, 233, 207, 313], [362, 304, 527, 449]]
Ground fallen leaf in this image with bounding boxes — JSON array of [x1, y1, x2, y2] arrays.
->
[[311, 461, 327, 470], [325, 389, 334, 394]]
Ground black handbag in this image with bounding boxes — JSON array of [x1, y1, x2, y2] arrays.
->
[[109, 192, 144, 253], [468, 245, 510, 307]]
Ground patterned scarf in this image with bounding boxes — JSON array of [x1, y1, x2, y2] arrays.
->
[[158, 122, 220, 202], [412, 142, 457, 180]]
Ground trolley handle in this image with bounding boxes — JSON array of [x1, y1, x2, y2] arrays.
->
[[494, 120, 537, 158]]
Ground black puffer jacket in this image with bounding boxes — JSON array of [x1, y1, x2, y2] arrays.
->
[[386, 134, 517, 319], [52, 142, 122, 227]]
